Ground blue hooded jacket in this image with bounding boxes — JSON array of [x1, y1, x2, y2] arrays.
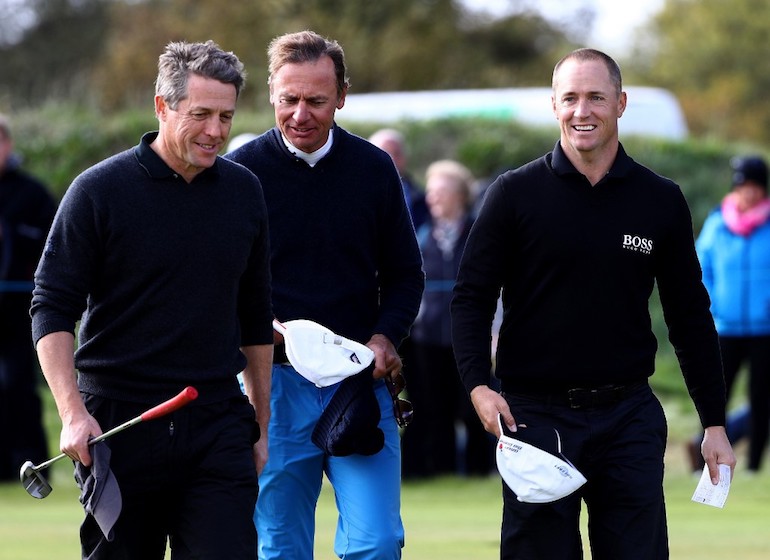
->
[[696, 207, 770, 336]]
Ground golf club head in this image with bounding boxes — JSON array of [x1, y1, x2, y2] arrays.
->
[[19, 460, 53, 499]]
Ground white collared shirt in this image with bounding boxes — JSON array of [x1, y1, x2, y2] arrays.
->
[[281, 129, 334, 167]]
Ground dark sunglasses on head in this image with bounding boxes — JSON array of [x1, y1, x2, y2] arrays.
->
[[384, 372, 413, 428]]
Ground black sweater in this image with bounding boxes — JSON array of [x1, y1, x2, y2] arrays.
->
[[451, 142, 726, 428], [31, 132, 274, 404], [226, 125, 423, 347]]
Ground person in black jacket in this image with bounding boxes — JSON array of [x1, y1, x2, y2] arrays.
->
[[0, 114, 56, 481], [451, 48, 735, 559], [30, 41, 273, 559]]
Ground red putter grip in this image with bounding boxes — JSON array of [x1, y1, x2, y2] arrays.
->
[[140, 386, 199, 421]]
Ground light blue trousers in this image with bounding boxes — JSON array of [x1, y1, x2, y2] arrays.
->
[[256, 364, 405, 560]]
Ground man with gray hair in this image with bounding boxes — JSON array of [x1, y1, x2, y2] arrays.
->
[[369, 128, 428, 230], [31, 40, 273, 559]]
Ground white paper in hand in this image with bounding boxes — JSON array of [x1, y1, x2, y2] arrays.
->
[[691, 464, 731, 508]]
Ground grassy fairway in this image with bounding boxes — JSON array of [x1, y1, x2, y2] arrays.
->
[[3, 383, 767, 558], [2, 447, 769, 559]]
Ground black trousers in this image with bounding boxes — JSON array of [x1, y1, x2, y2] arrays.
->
[[401, 341, 495, 478], [80, 393, 258, 560], [500, 384, 668, 560], [0, 323, 48, 481], [719, 335, 770, 471]]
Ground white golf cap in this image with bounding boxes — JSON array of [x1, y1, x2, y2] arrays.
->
[[274, 319, 374, 387], [496, 414, 587, 504]]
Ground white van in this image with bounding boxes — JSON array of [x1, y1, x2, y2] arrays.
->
[[337, 86, 688, 140]]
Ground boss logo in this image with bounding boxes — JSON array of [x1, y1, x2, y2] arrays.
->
[[622, 234, 653, 254]]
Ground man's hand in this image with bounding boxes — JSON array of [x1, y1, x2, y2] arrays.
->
[[60, 409, 103, 467], [470, 385, 518, 437], [366, 334, 402, 381], [702, 425, 736, 484]]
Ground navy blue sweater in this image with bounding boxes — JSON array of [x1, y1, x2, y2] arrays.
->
[[31, 132, 274, 404], [452, 142, 726, 429], [226, 125, 423, 347]]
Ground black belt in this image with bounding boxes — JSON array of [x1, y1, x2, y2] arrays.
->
[[507, 380, 648, 409]]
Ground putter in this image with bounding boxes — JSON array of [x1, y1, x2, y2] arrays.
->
[[20, 386, 198, 499]]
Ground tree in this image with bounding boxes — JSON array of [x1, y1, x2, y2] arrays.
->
[[1, 0, 575, 111], [631, 0, 770, 145], [0, 0, 109, 109]]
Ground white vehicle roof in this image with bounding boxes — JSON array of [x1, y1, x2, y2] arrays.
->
[[337, 86, 688, 140]]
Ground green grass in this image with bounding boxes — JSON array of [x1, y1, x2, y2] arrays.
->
[[3, 379, 767, 559], [2, 443, 769, 559]]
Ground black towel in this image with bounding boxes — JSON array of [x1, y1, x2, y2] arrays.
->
[[312, 365, 384, 456], [74, 441, 122, 542]]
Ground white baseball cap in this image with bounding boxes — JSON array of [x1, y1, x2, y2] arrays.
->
[[496, 414, 587, 503], [274, 319, 374, 387]]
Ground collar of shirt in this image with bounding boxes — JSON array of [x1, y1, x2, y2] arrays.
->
[[135, 131, 220, 181], [281, 128, 334, 167], [550, 140, 634, 182]]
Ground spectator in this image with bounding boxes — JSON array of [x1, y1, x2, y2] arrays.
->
[[226, 30, 424, 560], [403, 159, 494, 478], [369, 128, 428, 231], [0, 113, 56, 481], [30, 40, 273, 559], [690, 155, 770, 473], [451, 47, 735, 559]]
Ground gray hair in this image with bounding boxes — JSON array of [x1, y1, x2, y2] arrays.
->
[[426, 159, 476, 209], [155, 40, 246, 110]]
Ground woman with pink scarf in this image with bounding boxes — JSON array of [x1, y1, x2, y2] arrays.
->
[[693, 155, 770, 473]]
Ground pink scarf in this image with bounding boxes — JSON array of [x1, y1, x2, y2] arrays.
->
[[722, 192, 770, 236]]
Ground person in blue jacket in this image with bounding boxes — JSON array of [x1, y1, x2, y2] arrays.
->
[[692, 155, 770, 472]]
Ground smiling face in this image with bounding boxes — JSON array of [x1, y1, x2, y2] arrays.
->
[[269, 56, 346, 154], [153, 73, 236, 182], [552, 58, 626, 162]]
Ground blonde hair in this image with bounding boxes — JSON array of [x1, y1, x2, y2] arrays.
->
[[425, 159, 475, 208]]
